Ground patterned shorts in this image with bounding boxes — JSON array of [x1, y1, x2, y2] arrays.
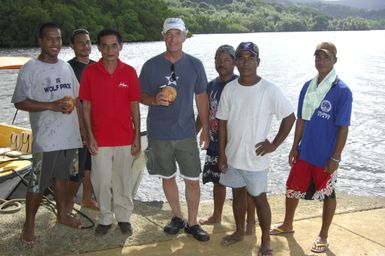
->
[[286, 157, 336, 201], [202, 150, 221, 184], [69, 146, 92, 182]]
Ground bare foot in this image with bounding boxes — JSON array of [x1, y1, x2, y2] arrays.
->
[[220, 233, 244, 246], [81, 199, 98, 210], [57, 213, 82, 229], [66, 200, 75, 213], [20, 226, 37, 246], [258, 240, 273, 256], [258, 247, 273, 256], [245, 221, 256, 235], [199, 216, 221, 225]]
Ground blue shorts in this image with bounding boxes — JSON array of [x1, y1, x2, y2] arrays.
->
[[219, 165, 269, 197]]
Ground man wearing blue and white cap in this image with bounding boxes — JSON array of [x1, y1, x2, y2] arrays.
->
[[197, 45, 257, 234], [216, 42, 295, 254], [139, 17, 210, 242]]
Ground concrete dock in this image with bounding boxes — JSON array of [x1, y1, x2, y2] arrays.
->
[[1, 193, 384, 255]]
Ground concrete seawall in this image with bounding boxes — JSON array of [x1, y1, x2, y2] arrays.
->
[[1, 193, 384, 255]]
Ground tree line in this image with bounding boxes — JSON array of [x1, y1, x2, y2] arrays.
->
[[1, 0, 384, 48], [0, 0, 170, 47], [169, 0, 385, 34]]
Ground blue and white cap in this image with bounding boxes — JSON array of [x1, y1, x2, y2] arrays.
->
[[235, 42, 259, 57]]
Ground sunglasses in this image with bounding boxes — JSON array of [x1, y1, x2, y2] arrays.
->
[[170, 63, 177, 82]]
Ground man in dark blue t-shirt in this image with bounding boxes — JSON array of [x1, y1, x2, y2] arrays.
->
[[66, 28, 97, 212]]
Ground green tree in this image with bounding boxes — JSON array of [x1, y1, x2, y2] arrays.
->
[[0, 0, 383, 48], [311, 14, 330, 31], [1, 6, 50, 47], [340, 17, 370, 30]]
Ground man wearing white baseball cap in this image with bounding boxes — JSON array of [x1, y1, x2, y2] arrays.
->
[[162, 17, 188, 34], [140, 17, 210, 242]]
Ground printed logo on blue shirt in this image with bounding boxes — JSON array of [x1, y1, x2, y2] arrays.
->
[[317, 100, 332, 119]]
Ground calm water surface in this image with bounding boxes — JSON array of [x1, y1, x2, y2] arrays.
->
[[1, 30, 384, 201]]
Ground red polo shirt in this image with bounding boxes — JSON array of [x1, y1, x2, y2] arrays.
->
[[80, 59, 140, 146]]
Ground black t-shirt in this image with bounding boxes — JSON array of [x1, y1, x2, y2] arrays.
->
[[68, 57, 95, 82]]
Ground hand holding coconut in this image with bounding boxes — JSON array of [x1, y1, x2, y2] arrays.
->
[[154, 85, 177, 106], [61, 96, 76, 114], [161, 86, 177, 103]]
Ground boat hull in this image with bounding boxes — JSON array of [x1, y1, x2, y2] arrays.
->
[[0, 123, 32, 199]]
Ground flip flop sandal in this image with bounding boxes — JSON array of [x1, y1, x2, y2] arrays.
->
[[311, 240, 329, 253], [270, 226, 295, 235]]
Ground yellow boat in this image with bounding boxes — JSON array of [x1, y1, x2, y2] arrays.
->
[[0, 57, 32, 199], [0, 123, 32, 197]]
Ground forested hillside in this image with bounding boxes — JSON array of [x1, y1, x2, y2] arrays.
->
[[266, 0, 385, 19], [1, 0, 384, 47], [169, 0, 385, 34], [281, 0, 385, 10], [0, 0, 170, 47]]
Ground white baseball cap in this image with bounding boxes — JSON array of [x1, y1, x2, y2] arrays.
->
[[162, 18, 187, 34]]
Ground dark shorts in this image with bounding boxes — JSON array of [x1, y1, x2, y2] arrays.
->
[[145, 138, 201, 180], [29, 149, 76, 193], [202, 150, 221, 184], [286, 157, 336, 201], [70, 146, 92, 182]]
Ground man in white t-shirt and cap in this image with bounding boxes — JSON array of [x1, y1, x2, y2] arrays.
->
[[139, 18, 210, 241], [216, 41, 295, 255]]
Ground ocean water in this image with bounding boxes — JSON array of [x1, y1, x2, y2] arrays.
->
[[1, 30, 384, 201]]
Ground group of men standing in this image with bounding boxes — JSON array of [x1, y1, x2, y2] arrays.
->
[[12, 17, 352, 256]]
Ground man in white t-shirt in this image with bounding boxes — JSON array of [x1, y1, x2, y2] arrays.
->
[[216, 42, 295, 255]]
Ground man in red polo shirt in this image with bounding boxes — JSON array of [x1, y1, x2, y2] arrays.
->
[[80, 28, 141, 236]]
